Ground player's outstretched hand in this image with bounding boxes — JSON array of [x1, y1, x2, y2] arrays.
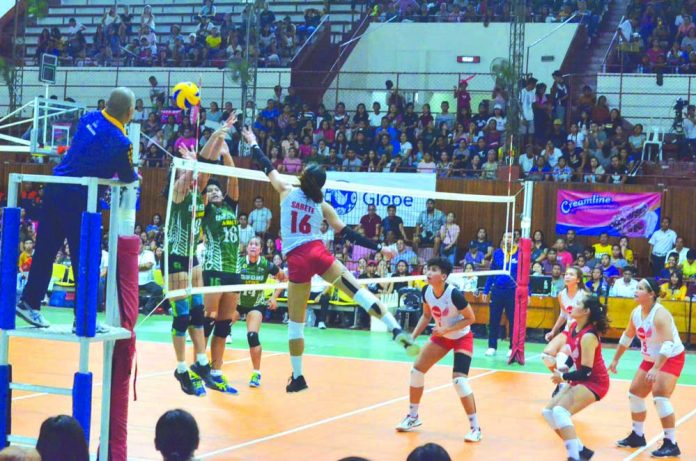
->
[[550, 370, 564, 385], [608, 360, 618, 374], [544, 331, 554, 342], [214, 112, 237, 138], [241, 126, 257, 145], [178, 145, 197, 161]]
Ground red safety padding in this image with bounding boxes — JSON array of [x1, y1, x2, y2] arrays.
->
[[104, 236, 139, 461], [510, 237, 532, 365]]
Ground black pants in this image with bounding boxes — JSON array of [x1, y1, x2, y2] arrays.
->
[[21, 185, 86, 311], [139, 281, 166, 312], [488, 286, 516, 350], [313, 292, 331, 324], [651, 254, 666, 278]]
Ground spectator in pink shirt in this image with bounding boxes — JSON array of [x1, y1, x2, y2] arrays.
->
[[555, 238, 574, 267], [173, 128, 196, 152], [283, 147, 302, 173], [298, 135, 313, 159]]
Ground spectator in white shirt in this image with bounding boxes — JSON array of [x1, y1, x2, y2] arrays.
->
[[488, 104, 506, 132], [102, 6, 120, 30], [66, 18, 86, 37], [540, 140, 563, 168], [617, 17, 637, 43], [141, 4, 156, 32], [520, 77, 537, 145], [609, 266, 639, 298], [249, 196, 272, 237], [666, 236, 689, 266], [237, 213, 255, 253], [648, 217, 677, 277], [138, 241, 164, 314], [368, 102, 383, 128], [518, 144, 536, 177]]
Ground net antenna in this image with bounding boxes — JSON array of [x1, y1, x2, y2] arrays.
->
[[164, 159, 519, 299]]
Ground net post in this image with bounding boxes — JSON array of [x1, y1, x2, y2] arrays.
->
[[0, 208, 20, 333], [510, 182, 534, 365]]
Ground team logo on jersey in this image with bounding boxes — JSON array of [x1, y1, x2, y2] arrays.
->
[[430, 306, 449, 319], [324, 184, 357, 216]]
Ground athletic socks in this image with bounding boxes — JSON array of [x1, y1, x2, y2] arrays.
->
[[564, 439, 581, 459], [253, 369, 261, 375], [468, 413, 479, 431], [211, 369, 222, 377], [196, 353, 209, 366], [409, 403, 419, 418], [380, 312, 400, 331], [176, 362, 188, 373], [633, 421, 645, 437], [291, 355, 303, 379], [664, 428, 676, 443]]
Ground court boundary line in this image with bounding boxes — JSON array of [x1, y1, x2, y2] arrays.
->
[[622, 404, 696, 460], [10, 352, 284, 402], [196, 369, 499, 459]]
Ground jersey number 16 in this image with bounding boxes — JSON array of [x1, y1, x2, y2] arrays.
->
[[291, 211, 311, 234]]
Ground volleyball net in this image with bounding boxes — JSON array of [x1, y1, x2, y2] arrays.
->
[[163, 156, 522, 302]]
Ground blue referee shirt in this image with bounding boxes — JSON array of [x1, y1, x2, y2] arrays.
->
[[483, 246, 519, 294], [53, 110, 137, 182]]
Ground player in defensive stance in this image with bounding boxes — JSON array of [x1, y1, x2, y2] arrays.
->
[[237, 236, 286, 387], [541, 267, 588, 396], [242, 127, 419, 393], [542, 296, 610, 461], [609, 278, 685, 458], [396, 257, 482, 443]]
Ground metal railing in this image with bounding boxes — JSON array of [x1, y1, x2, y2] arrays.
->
[[291, 14, 331, 63], [601, 15, 623, 73]]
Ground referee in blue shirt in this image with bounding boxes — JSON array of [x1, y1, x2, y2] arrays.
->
[[16, 87, 138, 328], [481, 232, 519, 357]]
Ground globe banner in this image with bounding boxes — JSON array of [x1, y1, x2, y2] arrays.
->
[[324, 172, 437, 227]]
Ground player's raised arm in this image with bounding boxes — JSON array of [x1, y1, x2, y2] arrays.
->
[[172, 146, 197, 204], [242, 126, 292, 196], [321, 202, 396, 260]]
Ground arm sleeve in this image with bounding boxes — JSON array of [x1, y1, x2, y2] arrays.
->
[[562, 365, 593, 382], [250, 144, 276, 175], [338, 226, 381, 252], [451, 288, 469, 310], [116, 142, 138, 182]]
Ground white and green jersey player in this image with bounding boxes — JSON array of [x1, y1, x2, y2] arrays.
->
[[237, 236, 286, 387]]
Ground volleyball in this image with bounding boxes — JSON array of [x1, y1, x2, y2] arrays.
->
[[171, 81, 200, 109]]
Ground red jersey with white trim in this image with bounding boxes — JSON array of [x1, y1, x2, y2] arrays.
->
[[423, 284, 469, 340], [564, 321, 609, 387]]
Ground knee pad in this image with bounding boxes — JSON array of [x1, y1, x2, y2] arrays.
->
[[173, 298, 190, 317], [171, 315, 190, 337], [541, 352, 556, 368], [213, 319, 232, 339], [542, 408, 558, 429], [552, 405, 573, 429], [629, 392, 647, 413], [288, 320, 305, 340], [453, 376, 473, 398], [203, 316, 216, 338], [247, 331, 260, 348], [556, 351, 570, 373], [189, 305, 205, 329], [654, 396, 674, 418], [453, 352, 472, 375], [410, 368, 425, 388], [353, 288, 383, 316], [191, 293, 204, 308]]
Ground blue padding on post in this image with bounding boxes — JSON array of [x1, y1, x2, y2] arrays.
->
[[72, 371, 92, 443], [0, 208, 20, 331], [75, 212, 101, 338], [0, 365, 12, 447]]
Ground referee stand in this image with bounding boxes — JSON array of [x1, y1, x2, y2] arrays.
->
[[0, 168, 139, 460]]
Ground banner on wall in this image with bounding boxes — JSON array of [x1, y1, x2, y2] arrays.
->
[[556, 190, 661, 238], [324, 172, 436, 227]]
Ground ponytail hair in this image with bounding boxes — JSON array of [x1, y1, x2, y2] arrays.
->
[[583, 296, 609, 334], [299, 164, 326, 203]]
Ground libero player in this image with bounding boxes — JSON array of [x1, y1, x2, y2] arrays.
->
[[395, 258, 482, 443], [237, 236, 286, 387], [242, 126, 418, 393], [542, 296, 610, 461], [609, 279, 685, 458]]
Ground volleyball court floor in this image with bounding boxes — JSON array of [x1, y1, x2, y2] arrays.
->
[[9, 309, 696, 460]]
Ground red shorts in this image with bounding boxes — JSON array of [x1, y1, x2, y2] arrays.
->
[[572, 379, 610, 401], [430, 332, 474, 353], [639, 351, 686, 378], [287, 240, 336, 284]]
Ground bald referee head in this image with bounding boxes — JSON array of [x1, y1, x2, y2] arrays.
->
[[106, 86, 136, 125]]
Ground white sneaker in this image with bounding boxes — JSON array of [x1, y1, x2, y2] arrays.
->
[[395, 415, 422, 432], [484, 348, 496, 356], [506, 349, 512, 358], [464, 428, 482, 443], [318, 321, 327, 329]]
